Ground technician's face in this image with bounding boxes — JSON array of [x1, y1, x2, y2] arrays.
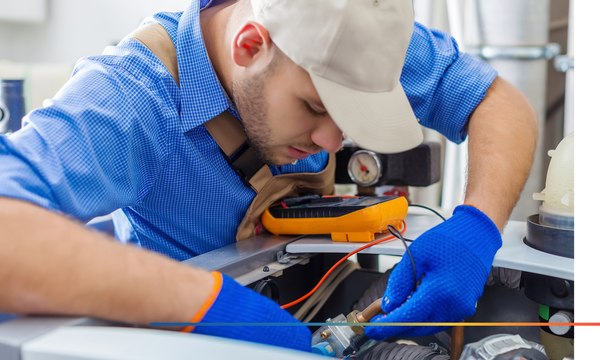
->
[[232, 53, 343, 166]]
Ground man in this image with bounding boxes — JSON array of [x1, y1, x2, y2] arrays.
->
[[0, 0, 537, 353]]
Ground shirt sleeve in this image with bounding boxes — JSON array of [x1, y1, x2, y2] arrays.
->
[[401, 22, 498, 144], [0, 59, 172, 222]]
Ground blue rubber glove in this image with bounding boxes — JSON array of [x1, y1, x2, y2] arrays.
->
[[187, 272, 311, 352], [365, 205, 502, 340]]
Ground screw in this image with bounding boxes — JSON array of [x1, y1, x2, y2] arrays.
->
[[263, 266, 269, 272], [321, 329, 332, 339]]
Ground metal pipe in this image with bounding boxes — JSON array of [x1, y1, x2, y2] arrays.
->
[[411, 0, 449, 208], [356, 298, 382, 323], [442, 0, 469, 211], [563, 0, 574, 136], [463, 0, 551, 221], [450, 325, 465, 360]]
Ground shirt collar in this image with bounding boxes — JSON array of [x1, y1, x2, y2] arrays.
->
[[176, 0, 235, 132]]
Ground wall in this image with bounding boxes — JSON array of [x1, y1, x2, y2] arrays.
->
[[0, 0, 192, 111], [0, 0, 191, 64]]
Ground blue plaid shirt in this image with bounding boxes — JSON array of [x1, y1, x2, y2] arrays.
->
[[0, 0, 497, 261]]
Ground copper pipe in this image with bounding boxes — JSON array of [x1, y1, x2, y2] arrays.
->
[[357, 298, 382, 323], [450, 324, 465, 360]]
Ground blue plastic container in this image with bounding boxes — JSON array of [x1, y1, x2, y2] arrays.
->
[[0, 79, 26, 134]]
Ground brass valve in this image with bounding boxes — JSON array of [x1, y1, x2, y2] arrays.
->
[[346, 298, 383, 335], [320, 329, 332, 339]]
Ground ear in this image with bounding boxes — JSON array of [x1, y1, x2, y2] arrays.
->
[[231, 21, 273, 68]]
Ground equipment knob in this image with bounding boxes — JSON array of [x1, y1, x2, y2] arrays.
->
[[549, 310, 574, 336]]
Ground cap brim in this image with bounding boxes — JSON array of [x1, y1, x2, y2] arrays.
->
[[310, 73, 423, 154]]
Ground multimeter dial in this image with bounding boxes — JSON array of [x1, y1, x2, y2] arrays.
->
[[348, 150, 382, 187]]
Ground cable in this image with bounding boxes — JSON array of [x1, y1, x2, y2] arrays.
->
[[282, 204, 445, 309], [408, 204, 446, 221], [280, 221, 406, 310], [302, 262, 360, 322], [293, 261, 351, 320], [387, 224, 418, 293], [302, 269, 355, 323], [293, 260, 360, 322], [281, 235, 394, 309]]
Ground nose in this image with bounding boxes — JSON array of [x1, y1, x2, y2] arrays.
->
[[311, 115, 343, 153]]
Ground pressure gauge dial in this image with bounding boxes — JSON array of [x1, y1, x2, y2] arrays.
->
[[347, 150, 383, 187]]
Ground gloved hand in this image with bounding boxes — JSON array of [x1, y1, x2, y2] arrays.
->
[[184, 272, 311, 352], [365, 204, 502, 340]]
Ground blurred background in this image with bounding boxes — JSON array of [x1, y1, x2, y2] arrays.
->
[[0, 0, 189, 112], [0, 0, 573, 223]]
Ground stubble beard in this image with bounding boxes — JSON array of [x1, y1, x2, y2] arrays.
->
[[231, 62, 282, 166]]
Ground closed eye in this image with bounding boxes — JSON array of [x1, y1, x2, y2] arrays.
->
[[304, 101, 328, 116]]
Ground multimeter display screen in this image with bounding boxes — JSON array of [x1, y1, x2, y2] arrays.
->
[[268, 195, 398, 219]]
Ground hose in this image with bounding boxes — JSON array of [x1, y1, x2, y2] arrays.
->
[[486, 267, 522, 289], [343, 334, 370, 356], [360, 342, 450, 360], [353, 268, 393, 312]]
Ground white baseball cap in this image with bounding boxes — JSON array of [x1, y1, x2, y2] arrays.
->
[[251, 0, 423, 154]]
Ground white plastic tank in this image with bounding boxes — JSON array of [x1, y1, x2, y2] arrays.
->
[[533, 132, 574, 229]]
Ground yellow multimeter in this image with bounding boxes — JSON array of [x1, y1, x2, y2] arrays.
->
[[261, 195, 408, 242]]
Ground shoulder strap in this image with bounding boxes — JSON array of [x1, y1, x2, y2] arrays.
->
[[126, 23, 180, 87], [125, 23, 273, 192]]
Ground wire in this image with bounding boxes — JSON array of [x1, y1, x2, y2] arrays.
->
[[280, 221, 406, 310], [387, 224, 417, 293], [281, 204, 446, 310], [390, 204, 447, 293], [408, 204, 446, 221], [294, 260, 360, 322]]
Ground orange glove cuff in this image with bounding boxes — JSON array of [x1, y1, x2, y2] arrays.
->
[[181, 271, 223, 333], [462, 203, 479, 210]]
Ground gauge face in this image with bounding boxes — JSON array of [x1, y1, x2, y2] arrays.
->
[[348, 150, 382, 187]]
